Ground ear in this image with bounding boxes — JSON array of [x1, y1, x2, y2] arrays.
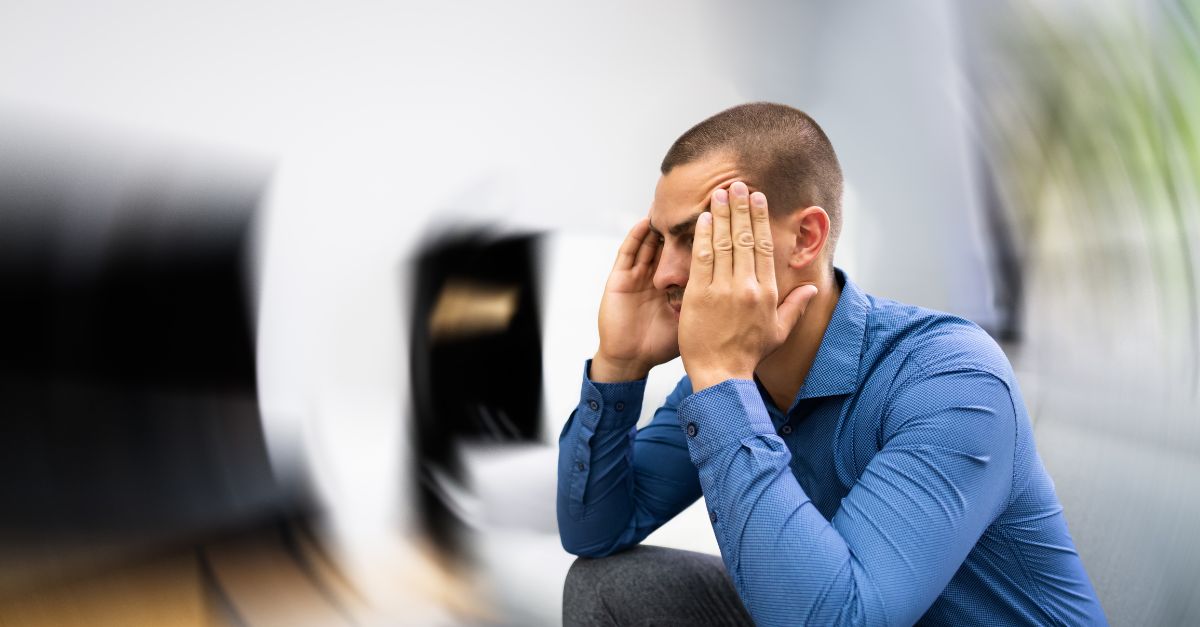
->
[[784, 206, 830, 270]]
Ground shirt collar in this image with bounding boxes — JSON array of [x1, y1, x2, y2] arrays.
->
[[795, 267, 870, 401]]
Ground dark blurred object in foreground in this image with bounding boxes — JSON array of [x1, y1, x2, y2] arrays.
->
[[0, 119, 288, 589]]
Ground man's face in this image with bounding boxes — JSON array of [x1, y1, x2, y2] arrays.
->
[[648, 151, 787, 320]]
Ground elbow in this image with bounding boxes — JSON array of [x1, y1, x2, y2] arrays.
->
[[556, 509, 629, 558], [556, 488, 625, 558], [556, 527, 589, 557], [557, 526, 627, 559], [555, 466, 637, 559], [560, 539, 616, 559]]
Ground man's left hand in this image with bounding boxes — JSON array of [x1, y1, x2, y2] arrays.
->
[[678, 181, 819, 392]]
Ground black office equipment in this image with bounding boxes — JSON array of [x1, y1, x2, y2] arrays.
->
[[408, 230, 544, 555]]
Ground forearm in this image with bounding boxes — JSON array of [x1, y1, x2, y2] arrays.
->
[[557, 362, 703, 557], [677, 380, 874, 625], [556, 361, 651, 556]]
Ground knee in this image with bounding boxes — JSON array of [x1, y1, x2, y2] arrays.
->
[[563, 547, 749, 626], [564, 555, 608, 608], [563, 551, 639, 626]]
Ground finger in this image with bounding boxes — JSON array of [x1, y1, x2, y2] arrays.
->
[[690, 211, 714, 286], [750, 191, 776, 284], [710, 187, 733, 282], [613, 218, 651, 270], [729, 181, 755, 282], [633, 224, 660, 269], [776, 284, 819, 339]]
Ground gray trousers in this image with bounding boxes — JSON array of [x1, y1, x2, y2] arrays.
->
[[563, 545, 755, 626]]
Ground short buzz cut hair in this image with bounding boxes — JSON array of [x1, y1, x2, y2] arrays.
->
[[660, 102, 844, 255]]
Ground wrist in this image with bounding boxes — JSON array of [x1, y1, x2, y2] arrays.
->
[[590, 352, 650, 383], [686, 368, 753, 393]]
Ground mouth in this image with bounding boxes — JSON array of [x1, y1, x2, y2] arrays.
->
[[666, 288, 684, 320]]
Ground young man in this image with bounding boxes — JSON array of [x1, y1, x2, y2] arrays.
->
[[556, 103, 1106, 626]]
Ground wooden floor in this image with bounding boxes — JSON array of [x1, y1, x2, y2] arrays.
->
[[0, 552, 220, 627], [0, 522, 361, 627]]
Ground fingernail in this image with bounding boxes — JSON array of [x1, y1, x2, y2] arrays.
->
[[700, 212, 712, 225], [732, 181, 748, 198], [751, 192, 766, 207], [713, 188, 728, 203]]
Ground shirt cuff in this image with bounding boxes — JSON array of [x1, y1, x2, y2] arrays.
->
[[676, 378, 776, 466], [578, 359, 646, 432]]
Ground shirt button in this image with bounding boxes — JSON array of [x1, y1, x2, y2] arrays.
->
[[686, 423, 698, 437], [576, 462, 585, 471], [588, 400, 599, 411], [709, 510, 718, 523], [615, 401, 625, 411], [780, 424, 793, 435]]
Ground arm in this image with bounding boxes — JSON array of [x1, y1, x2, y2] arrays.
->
[[681, 369, 1016, 626], [556, 365, 701, 557], [676, 184, 1013, 624], [556, 214, 700, 556]]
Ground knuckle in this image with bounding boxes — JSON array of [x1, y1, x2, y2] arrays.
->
[[756, 238, 774, 253], [713, 238, 734, 252], [736, 231, 755, 248], [696, 249, 713, 263]]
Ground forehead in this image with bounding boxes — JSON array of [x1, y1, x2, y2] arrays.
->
[[650, 151, 743, 231]]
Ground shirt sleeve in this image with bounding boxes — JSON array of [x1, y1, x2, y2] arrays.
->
[[678, 369, 1017, 626], [556, 360, 702, 557]]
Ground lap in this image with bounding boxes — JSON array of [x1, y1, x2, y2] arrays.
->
[[563, 545, 753, 627]]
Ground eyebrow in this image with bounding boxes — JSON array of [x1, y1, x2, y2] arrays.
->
[[649, 211, 705, 238]]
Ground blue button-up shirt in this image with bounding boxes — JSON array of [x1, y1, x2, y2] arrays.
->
[[557, 269, 1105, 626]]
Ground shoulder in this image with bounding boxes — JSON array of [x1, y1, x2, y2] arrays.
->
[[827, 284, 1025, 484], [863, 294, 1013, 386], [858, 296, 1021, 445]]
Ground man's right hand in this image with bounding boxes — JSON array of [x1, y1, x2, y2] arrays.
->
[[592, 218, 679, 382]]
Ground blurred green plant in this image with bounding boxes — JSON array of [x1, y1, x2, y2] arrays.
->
[[988, 0, 1200, 395]]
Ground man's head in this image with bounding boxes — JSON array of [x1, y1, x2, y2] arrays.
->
[[648, 103, 843, 313]]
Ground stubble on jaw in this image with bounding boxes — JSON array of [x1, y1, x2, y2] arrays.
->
[[666, 286, 684, 311]]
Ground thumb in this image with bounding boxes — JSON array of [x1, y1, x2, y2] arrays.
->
[[776, 284, 819, 338]]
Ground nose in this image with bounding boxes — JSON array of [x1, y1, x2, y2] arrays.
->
[[652, 244, 690, 292]]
